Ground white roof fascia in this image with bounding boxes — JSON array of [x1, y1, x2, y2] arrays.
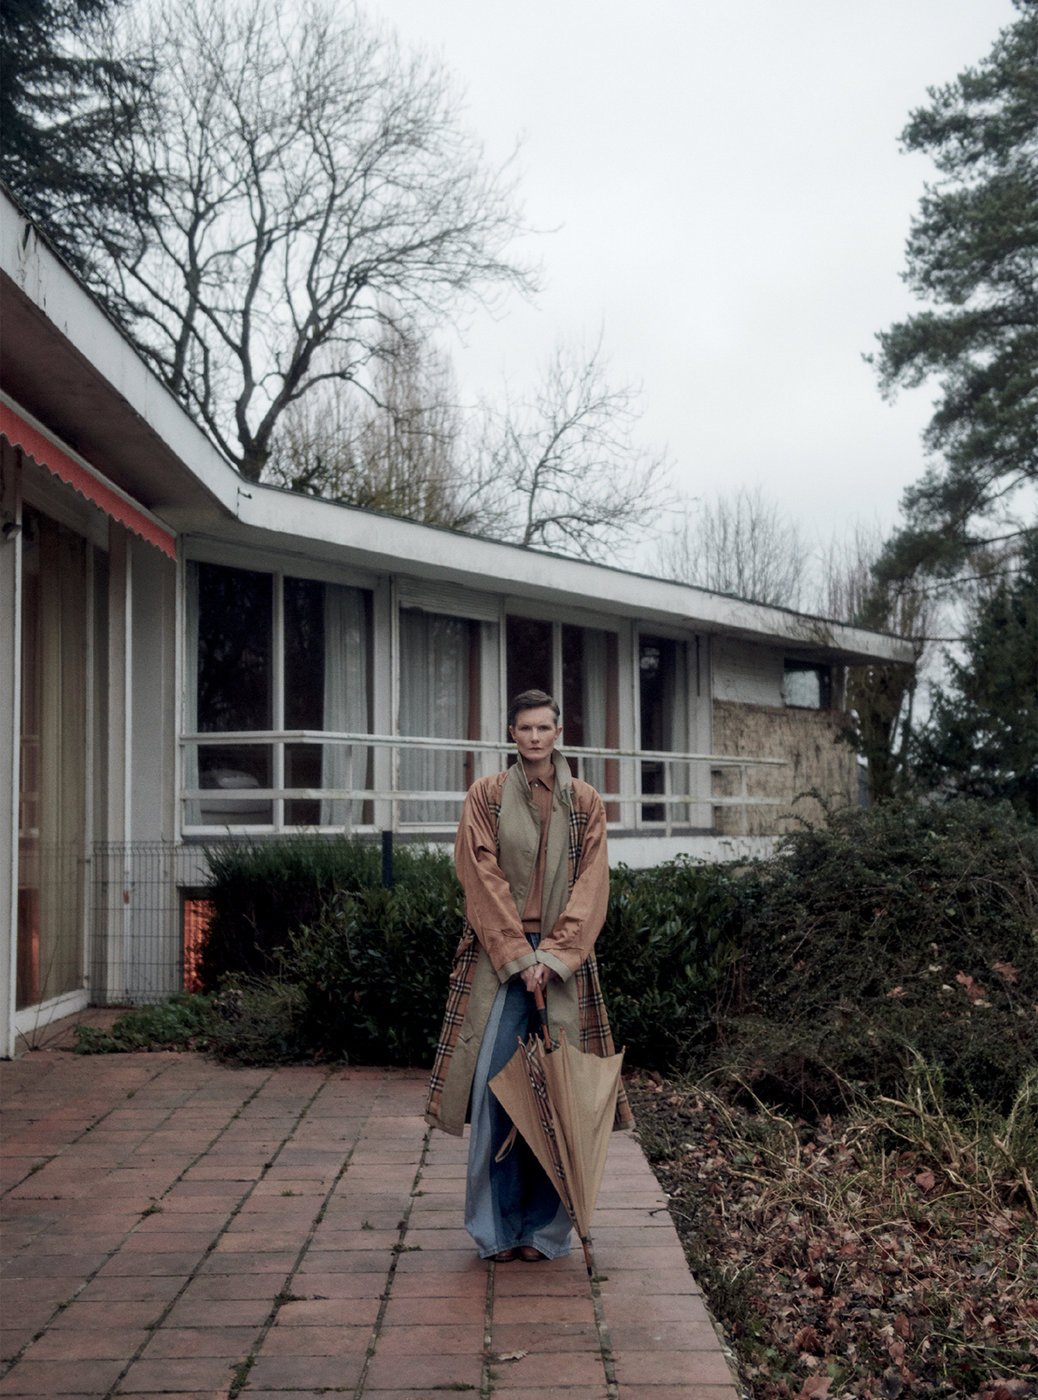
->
[[222, 482, 915, 665]]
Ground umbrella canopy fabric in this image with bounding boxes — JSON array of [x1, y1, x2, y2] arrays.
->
[[489, 1018, 624, 1263]]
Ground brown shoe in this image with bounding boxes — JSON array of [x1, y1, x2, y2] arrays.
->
[[517, 1246, 547, 1262], [490, 1248, 516, 1262]]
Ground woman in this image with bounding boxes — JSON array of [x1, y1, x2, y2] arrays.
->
[[424, 688, 632, 1262]]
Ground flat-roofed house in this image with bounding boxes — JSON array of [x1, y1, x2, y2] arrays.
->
[[0, 188, 914, 1056]]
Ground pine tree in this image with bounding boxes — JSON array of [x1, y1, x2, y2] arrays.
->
[[0, 0, 151, 270], [872, 0, 1038, 580], [913, 534, 1038, 820]]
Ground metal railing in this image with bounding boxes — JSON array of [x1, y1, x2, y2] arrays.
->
[[180, 729, 787, 838]]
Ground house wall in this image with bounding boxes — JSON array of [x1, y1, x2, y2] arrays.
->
[[712, 637, 784, 707], [712, 698, 859, 836]]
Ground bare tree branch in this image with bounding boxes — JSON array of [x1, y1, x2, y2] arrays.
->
[[656, 486, 809, 609], [479, 337, 672, 562], [84, 0, 532, 479]]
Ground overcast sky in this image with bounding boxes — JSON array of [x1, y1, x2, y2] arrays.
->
[[371, 0, 1017, 565]]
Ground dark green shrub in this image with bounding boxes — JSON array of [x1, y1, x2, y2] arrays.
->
[[280, 849, 463, 1065], [597, 857, 747, 1072], [200, 837, 382, 986], [715, 798, 1038, 1113]]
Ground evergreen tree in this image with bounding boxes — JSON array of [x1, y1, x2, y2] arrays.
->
[[913, 533, 1038, 820], [0, 0, 151, 270], [872, 0, 1038, 580]]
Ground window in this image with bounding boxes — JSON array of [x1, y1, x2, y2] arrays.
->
[[186, 561, 371, 828], [398, 610, 481, 823], [783, 660, 832, 710]]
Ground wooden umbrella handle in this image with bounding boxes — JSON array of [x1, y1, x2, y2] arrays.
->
[[532, 983, 552, 1048]]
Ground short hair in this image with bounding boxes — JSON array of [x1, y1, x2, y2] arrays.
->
[[508, 689, 560, 729]]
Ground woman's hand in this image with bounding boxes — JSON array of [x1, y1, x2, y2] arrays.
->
[[519, 963, 554, 994]]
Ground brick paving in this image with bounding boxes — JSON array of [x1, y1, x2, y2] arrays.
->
[[1, 1036, 741, 1399]]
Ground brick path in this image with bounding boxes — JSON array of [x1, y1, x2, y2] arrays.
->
[[1, 1043, 741, 1399]]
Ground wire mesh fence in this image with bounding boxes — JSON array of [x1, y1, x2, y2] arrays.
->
[[90, 842, 213, 1005]]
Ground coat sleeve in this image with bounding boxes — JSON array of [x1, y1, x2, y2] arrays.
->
[[536, 786, 609, 982], [454, 779, 538, 985]]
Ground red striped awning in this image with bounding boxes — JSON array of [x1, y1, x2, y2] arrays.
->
[[0, 401, 177, 559]]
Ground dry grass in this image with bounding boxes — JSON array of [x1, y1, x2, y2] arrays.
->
[[629, 1065, 1038, 1399]]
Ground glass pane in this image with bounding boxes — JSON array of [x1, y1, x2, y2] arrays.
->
[[315, 583, 372, 827], [197, 743, 272, 825], [562, 625, 618, 801], [399, 611, 477, 822], [783, 662, 831, 709], [284, 576, 325, 729], [561, 625, 585, 748], [506, 616, 553, 716], [285, 740, 321, 826], [640, 635, 688, 824], [196, 562, 272, 732]]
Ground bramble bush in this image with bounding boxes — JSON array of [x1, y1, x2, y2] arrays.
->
[[714, 798, 1038, 1113]]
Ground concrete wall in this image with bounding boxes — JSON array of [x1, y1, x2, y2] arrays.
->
[[712, 698, 860, 836]]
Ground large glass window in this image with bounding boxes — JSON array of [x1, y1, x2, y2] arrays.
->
[[399, 610, 481, 823], [187, 562, 371, 828]]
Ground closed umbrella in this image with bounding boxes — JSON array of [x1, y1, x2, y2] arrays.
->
[[489, 985, 624, 1275]]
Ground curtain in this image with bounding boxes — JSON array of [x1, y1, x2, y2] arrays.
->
[[398, 610, 470, 823], [18, 514, 86, 1009], [321, 584, 370, 827]]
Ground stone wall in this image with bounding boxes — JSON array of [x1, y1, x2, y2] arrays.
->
[[712, 699, 860, 836]]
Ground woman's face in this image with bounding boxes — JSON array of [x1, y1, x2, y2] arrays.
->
[[509, 706, 562, 765]]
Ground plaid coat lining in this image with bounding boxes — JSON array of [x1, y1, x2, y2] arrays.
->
[[425, 777, 633, 1131]]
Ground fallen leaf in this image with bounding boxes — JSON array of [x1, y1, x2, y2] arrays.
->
[[493, 1349, 528, 1362], [992, 961, 1018, 983], [796, 1378, 830, 1399], [955, 970, 988, 1004]]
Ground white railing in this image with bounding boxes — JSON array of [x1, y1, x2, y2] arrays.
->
[[180, 730, 787, 838]]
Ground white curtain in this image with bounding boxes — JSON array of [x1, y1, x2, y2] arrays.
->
[[398, 610, 469, 823], [321, 584, 370, 827]]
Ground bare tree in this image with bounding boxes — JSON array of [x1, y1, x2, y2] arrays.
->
[[268, 325, 491, 530], [478, 339, 671, 562], [656, 486, 808, 608], [87, 0, 530, 480]]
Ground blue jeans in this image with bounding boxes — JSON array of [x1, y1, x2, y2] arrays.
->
[[464, 961, 572, 1259]]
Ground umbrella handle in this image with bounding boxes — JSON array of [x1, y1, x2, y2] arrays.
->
[[532, 983, 552, 1048]]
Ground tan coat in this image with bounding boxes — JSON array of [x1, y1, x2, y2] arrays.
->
[[424, 753, 633, 1135]]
